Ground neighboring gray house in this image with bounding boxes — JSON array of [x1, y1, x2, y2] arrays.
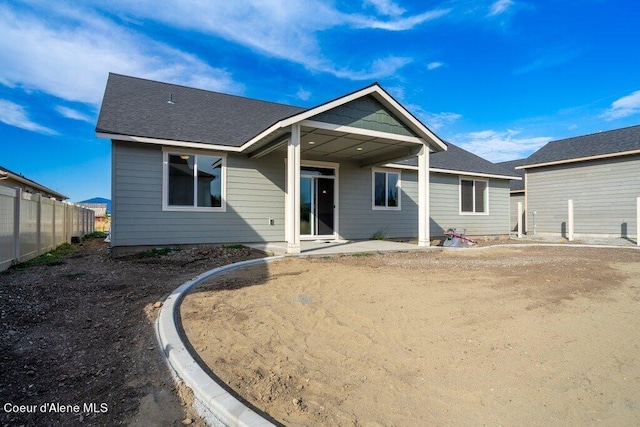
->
[[496, 159, 526, 232], [517, 125, 640, 239], [96, 74, 518, 253]]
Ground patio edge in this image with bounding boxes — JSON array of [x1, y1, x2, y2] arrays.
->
[[155, 256, 285, 427]]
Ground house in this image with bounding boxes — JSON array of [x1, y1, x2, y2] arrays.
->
[[496, 159, 526, 232], [79, 198, 111, 232], [516, 124, 640, 239], [96, 74, 518, 254], [78, 203, 110, 232], [0, 165, 68, 201], [402, 143, 518, 237]]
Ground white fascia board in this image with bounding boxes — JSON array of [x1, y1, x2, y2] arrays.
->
[[301, 120, 426, 144], [96, 132, 243, 152], [238, 86, 381, 152], [516, 148, 640, 169], [368, 88, 448, 152], [239, 84, 448, 153], [386, 164, 521, 180]]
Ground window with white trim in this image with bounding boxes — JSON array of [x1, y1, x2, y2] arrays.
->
[[163, 151, 226, 211], [460, 178, 488, 214], [372, 169, 400, 210]]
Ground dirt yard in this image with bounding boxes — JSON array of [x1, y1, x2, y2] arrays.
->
[[0, 238, 266, 426], [181, 246, 640, 426]]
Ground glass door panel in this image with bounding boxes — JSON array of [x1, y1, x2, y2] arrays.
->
[[300, 177, 313, 235], [316, 178, 334, 235]]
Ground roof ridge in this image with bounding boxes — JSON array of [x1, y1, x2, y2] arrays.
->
[[107, 72, 308, 110], [549, 123, 640, 145]]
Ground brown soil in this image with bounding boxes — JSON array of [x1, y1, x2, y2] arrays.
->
[[181, 246, 640, 426], [0, 238, 266, 426]]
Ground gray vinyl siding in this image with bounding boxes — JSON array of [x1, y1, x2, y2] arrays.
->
[[526, 155, 640, 238], [510, 193, 525, 232], [112, 141, 513, 246], [111, 141, 285, 246], [311, 95, 417, 137], [429, 173, 511, 237], [338, 164, 418, 239]]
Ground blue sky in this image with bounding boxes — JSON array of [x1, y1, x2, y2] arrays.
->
[[1, 0, 639, 202]]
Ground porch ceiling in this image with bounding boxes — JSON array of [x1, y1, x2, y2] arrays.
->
[[247, 125, 423, 165], [300, 127, 417, 161]]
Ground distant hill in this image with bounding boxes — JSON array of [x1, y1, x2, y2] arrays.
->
[[80, 197, 111, 214]]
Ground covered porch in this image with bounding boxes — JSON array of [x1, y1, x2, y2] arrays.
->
[[248, 120, 436, 254], [240, 84, 447, 254]]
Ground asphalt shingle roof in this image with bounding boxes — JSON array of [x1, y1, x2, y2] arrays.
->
[[523, 124, 640, 167], [96, 74, 519, 180], [496, 159, 526, 191], [396, 142, 519, 179], [0, 165, 68, 199], [96, 73, 307, 147]]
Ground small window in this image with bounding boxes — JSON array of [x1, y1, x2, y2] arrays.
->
[[372, 170, 401, 210], [164, 151, 225, 211], [460, 178, 488, 214]]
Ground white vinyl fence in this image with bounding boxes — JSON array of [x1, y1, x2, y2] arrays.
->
[[0, 186, 95, 271]]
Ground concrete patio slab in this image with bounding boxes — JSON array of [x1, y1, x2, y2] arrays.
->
[[246, 239, 430, 256]]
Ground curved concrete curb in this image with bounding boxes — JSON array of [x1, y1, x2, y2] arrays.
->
[[155, 256, 284, 427]]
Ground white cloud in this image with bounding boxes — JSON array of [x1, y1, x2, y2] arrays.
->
[[600, 90, 640, 120], [427, 61, 444, 71], [332, 56, 413, 80], [423, 112, 462, 131], [296, 88, 311, 101], [55, 106, 94, 122], [488, 0, 514, 16], [515, 50, 580, 75], [0, 99, 57, 134], [408, 106, 462, 131], [348, 8, 451, 31], [96, 1, 449, 79], [454, 129, 551, 162], [0, 3, 242, 107], [363, 0, 405, 17]]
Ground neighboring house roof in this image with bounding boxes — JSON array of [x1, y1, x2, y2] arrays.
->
[[0, 165, 68, 200], [496, 159, 526, 191], [520, 124, 640, 169], [96, 73, 447, 154], [393, 142, 521, 180]]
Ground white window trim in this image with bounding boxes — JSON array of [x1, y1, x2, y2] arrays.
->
[[162, 148, 227, 212], [372, 168, 401, 211], [459, 177, 489, 215]]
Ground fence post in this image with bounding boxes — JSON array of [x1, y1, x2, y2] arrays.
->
[[517, 202, 523, 239], [36, 194, 43, 256], [13, 189, 22, 262], [567, 199, 574, 242]]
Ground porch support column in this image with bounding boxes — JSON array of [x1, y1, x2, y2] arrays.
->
[[418, 145, 430, 247], [286, 124, 301, 254]]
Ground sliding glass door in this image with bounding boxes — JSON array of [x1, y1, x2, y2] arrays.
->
[[300, 167, 335, 238]]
